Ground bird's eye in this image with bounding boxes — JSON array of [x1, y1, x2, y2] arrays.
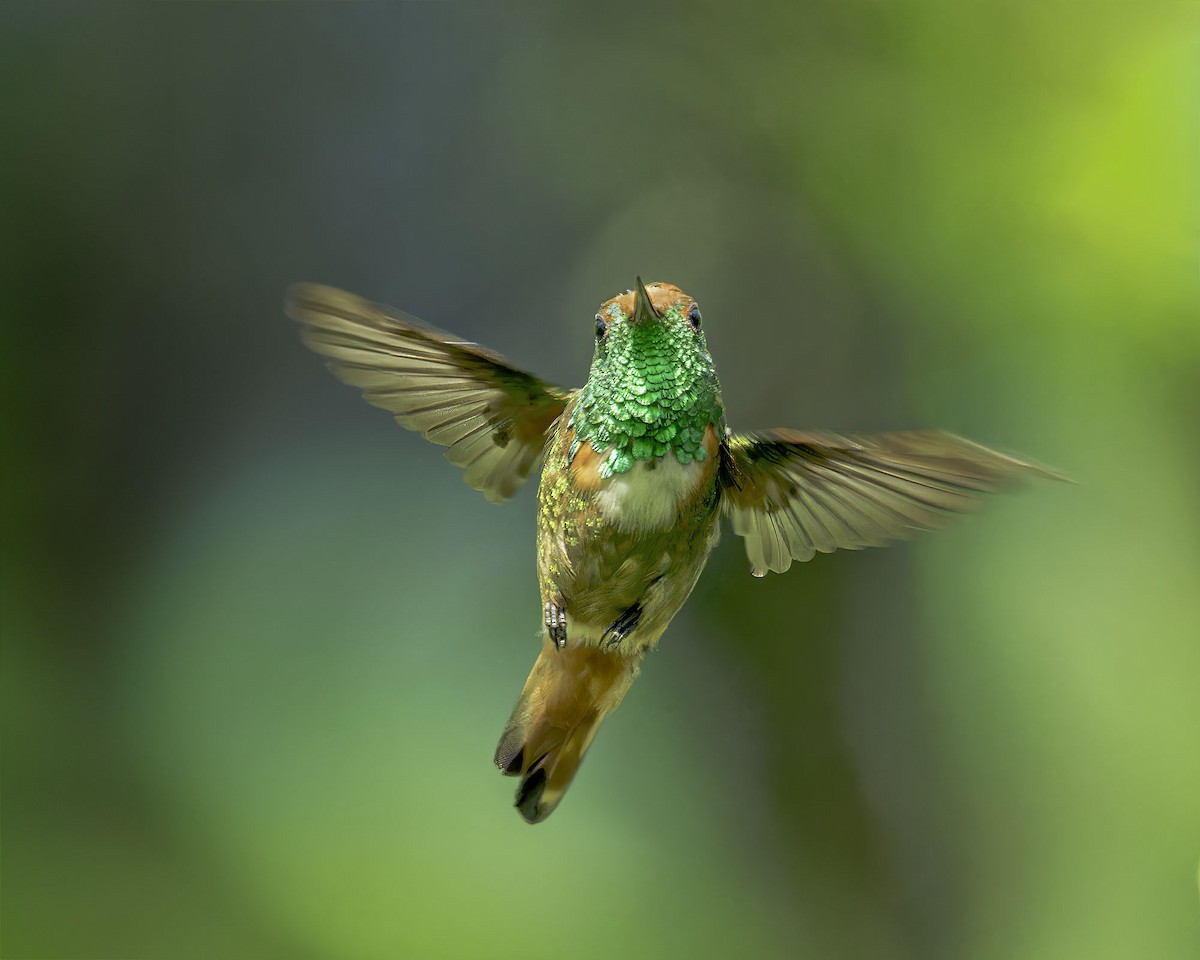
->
[[595, 316, 607, 340], [687, 303, 702, 330]]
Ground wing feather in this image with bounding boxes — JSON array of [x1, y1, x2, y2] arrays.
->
[[721, 429, 1064, 575], [288, 283, 574, 503]]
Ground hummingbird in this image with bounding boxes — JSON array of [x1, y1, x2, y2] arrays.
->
[[289, 278, 1058, 824]]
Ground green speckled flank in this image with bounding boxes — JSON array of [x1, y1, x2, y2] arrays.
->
[[569, 302, 724, 478]]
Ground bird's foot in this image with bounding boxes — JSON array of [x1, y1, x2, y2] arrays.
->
[[544, 600, 567, 649], [601, 602, 642, 649]]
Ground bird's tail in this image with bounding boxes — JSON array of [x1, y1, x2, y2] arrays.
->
[[494, 640, 640, 823]]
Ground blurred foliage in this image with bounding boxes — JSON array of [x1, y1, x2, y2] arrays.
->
[[2, 3, 1197, 959]]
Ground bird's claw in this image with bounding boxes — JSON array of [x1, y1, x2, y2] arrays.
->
[[544, 600, 567, 649], [601, 602, 642, 649]]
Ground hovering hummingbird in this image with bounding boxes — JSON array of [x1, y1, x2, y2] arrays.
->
[[289, 278, 1058, 824]]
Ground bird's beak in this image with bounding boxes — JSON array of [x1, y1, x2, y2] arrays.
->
[[631, 276, 660, 326]]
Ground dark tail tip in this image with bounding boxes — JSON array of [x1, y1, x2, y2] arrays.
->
[[498, 746, 524, 776], [515, 766, 549, 824], [494, 728, 524, 776]]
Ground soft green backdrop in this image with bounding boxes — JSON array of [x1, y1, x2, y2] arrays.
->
[[3, 4, 1197, 959]]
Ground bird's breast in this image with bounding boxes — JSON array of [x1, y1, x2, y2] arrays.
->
[[593, 453, 707, 530], [562, 424, 720, 532]]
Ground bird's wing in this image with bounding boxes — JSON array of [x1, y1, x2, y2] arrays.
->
[[720, 429, 1062, 575], [288, 283, 575, 503]]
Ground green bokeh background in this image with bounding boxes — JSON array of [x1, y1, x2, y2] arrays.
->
[[3, 4, 1197, 958]]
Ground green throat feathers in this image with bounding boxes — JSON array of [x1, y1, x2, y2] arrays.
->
[[568, 298, 725, 478]]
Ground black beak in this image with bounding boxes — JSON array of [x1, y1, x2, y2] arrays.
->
[[631, 276, 660, 326]]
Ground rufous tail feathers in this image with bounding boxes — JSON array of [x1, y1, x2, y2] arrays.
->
[[494, 640, 639, 823]]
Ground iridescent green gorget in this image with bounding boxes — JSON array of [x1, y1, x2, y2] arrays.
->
[[568, 284, 725, 478]]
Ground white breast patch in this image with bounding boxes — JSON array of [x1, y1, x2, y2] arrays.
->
[[595, 454, 706, 531]]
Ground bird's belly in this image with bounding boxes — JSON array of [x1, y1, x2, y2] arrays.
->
[[594, 454, 706, 531], [537, 433, 722, 651], [561, 520, 720, 650]]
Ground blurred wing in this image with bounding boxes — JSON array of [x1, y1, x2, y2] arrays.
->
[[288, 283, 574, 503], [721, 429, 1063, 575]]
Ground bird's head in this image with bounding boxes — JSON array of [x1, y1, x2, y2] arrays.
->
[[570, 278, 723, 476]]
